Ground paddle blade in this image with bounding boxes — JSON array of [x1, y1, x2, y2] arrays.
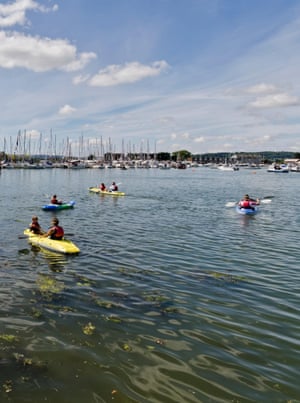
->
[[261, 199, 272, 204], [225, 202, 237, 207]]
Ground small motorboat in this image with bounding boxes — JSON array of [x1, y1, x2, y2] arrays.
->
[[267, 163, 289, 173]]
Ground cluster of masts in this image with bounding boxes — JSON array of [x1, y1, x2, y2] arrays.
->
[[1, 131, 163, 163]]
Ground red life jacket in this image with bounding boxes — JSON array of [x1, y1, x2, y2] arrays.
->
[[240, 200, 251, 208], [51, 225, 64, 239], [30, 222, 41, 234]]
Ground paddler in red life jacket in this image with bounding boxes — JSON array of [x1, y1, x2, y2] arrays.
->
[[99, 183, 106, 191], [238, 194, 259, 209], [51, 194, 63, 205], [43, 218, 64, 240], [29, 216, 44, 234]]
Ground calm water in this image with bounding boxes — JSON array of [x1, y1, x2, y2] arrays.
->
[[0, 167, 299, 403]]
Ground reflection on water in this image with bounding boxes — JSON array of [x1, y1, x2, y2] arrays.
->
[[31, 245, 69, 272], [0, 168, 300, 402]]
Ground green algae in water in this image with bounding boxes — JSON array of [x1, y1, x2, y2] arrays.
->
[[82, 322, 96, 335], [36, 274, 65, 294], [105, 315, 122, 323], [13, 353, 48, 370], [161, 306, 178, 314], [73, 274, 96, 288], [45, 304, 76, 313], [143, 294, 168, 303], [94, 298, 115, 309], [0, 334, 19, 343], [31, 307, 43, 319], [2, 380, 13, 393], [209, 271, 246, 283]]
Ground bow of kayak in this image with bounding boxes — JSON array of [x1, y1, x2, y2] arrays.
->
[[89, 187, 125, 196], [24, 229, 80, 254], [42, 201, 75, 211], [236, 206, 259, 215]]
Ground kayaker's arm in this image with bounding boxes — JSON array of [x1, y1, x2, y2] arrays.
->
[[42, 227, 55, 238]]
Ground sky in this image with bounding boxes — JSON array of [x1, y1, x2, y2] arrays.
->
[[1, 0, 300, 157]]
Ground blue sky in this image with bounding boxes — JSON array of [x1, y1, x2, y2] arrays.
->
[[1, 0, 300, 156]]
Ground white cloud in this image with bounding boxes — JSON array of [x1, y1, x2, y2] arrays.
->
[[249, 93, 300, 108], [245, 134, 273, 147], [73, 74, 90, 85], [246, 83, 278, 94], [88, 60, 169, 87], [194, 137, 205, 143], [0, 31, 96, 72], [62, 52, 97, 72], [182, 132, 190, 139], [0, 0, 58, 28], [157, 116, 175, 124], [59, 104, 76, 116]]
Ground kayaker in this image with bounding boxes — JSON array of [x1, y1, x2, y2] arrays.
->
[[29, 216, 44, 235], [109, 181, 118, 191], [43, 218, 64, 240], [51, 194, 63, 205], [238, 194, 259, 209], [99, 183, 106, 191]]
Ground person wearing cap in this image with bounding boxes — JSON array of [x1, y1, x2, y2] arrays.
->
[[43, 218, 64, 240]]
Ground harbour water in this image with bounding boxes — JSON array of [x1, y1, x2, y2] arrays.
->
[[0, 167, 299, 402]]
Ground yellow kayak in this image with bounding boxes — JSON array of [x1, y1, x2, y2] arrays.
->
[[89, 187, 125, 196], [24, 229, 80, 254]]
